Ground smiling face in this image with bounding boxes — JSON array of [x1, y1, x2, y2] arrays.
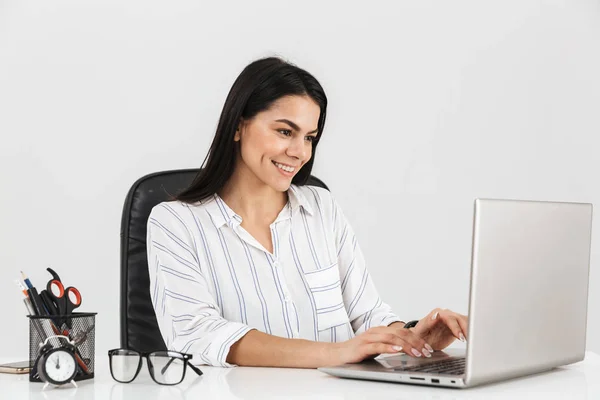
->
[[233, 95, 321, 192]]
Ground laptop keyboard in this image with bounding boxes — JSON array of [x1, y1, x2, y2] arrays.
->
[[396, 357, 465, 375]]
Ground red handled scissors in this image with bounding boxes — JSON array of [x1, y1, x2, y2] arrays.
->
[[45, 267, 82, 328]]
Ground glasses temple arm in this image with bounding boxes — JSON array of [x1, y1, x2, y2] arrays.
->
[[160, 357, 176, 375], [188, 363, 203, 376], [158, 356, 203, 377]]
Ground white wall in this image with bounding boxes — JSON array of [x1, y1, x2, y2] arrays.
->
[[1, 0, 599, 360]]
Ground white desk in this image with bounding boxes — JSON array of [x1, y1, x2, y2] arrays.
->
[[1, 352, 599, 399]]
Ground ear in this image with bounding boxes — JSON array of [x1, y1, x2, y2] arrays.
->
[[234, 119, 244, 142]]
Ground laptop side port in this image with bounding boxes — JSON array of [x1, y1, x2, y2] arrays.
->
[[431, 379, 440, 384]]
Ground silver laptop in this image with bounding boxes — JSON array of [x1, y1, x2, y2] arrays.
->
[[319, 198, 593, 388]]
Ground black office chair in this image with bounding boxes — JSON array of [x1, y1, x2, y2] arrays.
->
[[120, 169, 329, 352]]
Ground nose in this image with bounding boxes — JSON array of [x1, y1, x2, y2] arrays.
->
[[286, 135, 309, 161]]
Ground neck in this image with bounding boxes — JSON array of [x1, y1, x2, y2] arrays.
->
[[219, 163, 288, 225]]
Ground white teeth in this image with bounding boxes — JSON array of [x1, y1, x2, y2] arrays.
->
[[274, 162, 295, 173]]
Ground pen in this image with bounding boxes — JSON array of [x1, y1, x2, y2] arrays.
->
[[20, 269, 90, 375], [23, 297, 35, 315], [16, 281, 47, 340], [23, 298, 47, 340], [15, 280, 28, 297], [26, 288, 45, 316], [20, 272, 60, 341], [19, 272, 46, 316]]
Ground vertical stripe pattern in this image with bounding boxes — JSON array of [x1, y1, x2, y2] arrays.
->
[[147, 184, 402, 367]]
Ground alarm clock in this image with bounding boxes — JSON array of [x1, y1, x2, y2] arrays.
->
[[36, 335, 78, 389]]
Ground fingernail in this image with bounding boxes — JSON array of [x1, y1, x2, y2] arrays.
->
[[392, 346, 403, 352], [422, 348, 431, 358], [425, 343, 434, 352], [411, 348, 422, 357], [432, 312, 438, 320], [459, 332, 466, 342]]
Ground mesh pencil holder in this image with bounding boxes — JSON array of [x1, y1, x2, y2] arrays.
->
[[28, 312, 97, 383]]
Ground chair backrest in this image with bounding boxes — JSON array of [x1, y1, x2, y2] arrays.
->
[[120, 169, 329, 351]]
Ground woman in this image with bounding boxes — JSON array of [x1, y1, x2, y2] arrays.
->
[[147, 56, 468, 368]]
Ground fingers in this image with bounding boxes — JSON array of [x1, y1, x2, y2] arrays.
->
[[365, 342, 401, 357], [364, 333, 408, 354], [364, 333, 403, 346], [364, 328, 433, 358], [413, 308, 443, 333], [456, 313, 468, 340], [400, 330, 434, 358], [437, 310, 467, 342]]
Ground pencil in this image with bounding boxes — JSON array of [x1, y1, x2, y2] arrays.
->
[[20, 271, 33, 289]]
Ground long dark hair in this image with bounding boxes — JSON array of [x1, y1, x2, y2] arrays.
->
[[172, 56, 328, 204]]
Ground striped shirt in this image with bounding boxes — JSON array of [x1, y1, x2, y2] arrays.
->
[[147, 184, 402, 367]]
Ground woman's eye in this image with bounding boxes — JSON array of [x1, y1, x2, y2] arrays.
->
[[305, 136, 318, 142], [277, 129, 292, 136]]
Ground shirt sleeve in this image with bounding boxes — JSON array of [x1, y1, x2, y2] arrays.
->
[[146, 203, 253, 367], [331, 196, 404, 334]]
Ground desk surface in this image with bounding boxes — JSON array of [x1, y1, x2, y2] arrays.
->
[[1, 352, 599, 399]]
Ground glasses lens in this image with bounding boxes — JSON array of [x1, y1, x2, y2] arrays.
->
[[110, 349, 141, 382], [148, 351, 185, 385]]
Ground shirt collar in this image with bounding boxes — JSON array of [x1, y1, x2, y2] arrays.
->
[[288, 184, 314, 216], [201, 194, 242, 229], [203, 185, 314, 229]]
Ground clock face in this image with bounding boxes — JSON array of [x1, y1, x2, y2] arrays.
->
[[43, 349, 77, 384]]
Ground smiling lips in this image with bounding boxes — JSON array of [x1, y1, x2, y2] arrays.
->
[[273, 161, 297, 174]]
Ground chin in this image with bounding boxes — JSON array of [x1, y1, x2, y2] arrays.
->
[[272, 180, 292, 192], [263, 176, 293, 192]]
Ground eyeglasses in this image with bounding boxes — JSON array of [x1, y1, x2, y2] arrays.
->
[[108, 349, 203, 385]]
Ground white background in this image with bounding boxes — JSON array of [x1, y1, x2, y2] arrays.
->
[[1, 0, 599, 361]]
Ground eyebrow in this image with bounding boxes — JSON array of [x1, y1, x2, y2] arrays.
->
[[275, 119, 318, 134]]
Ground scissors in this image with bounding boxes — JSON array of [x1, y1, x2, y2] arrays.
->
[[43, 267, 82, 328], [37, 268, 90, 375]]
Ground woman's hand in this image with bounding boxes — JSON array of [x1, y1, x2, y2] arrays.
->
[[331, 325, 436, 365], [409, 308, 469, 351]]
